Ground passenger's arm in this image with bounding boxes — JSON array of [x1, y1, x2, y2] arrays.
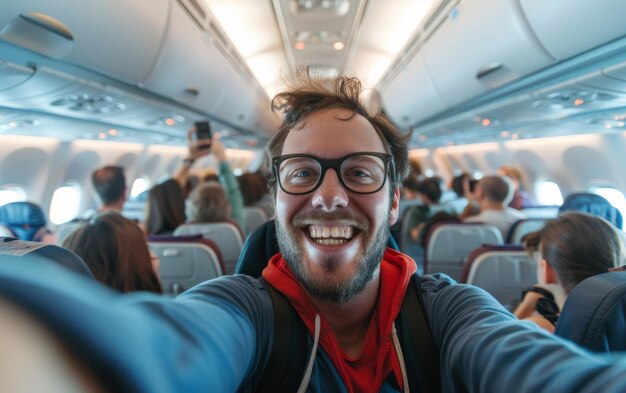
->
[[420, 275, 626, 393], [174, 128, 211, 189], [212, 138, 246, 230], [0, 262, 268, 392]]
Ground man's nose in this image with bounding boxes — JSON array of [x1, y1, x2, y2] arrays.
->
[[311, 169, 349, 211]]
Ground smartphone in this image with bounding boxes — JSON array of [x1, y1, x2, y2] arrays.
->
[[195, 121, 212, 149]]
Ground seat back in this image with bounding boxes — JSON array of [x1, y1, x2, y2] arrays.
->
[[235, 219, 401, 278], [243, 206, 268, 236], [0, 201, 48, 241], [559, 193, 623, 229], [506, 218, 552, 244], [462, 244, 537, 310], [148, 236, 223, 296], [174, 222, 243, 274], [555, 271, 626, 352], [424, 223, 503, 281], [0, 236, 94, 278], [520, 205, 560, 219]]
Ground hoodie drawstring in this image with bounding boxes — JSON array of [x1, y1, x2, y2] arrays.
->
[[297, 314, 321, 393], [392, 322, 409, 393]]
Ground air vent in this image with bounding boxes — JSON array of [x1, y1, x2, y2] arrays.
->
[[50, 94, 126, 114]]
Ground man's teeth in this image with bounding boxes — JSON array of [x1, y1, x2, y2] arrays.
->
[[308, 225, 354, 245]]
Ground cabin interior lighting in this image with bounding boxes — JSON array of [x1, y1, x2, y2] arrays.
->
[[333, 41, 344, 50], [294, 0, 350, 15], [481, 118, 491, 126], [295, 41, 306, 50], [500, 131, 510, 138], [108, 129, 118, 136], [574, 98, 585, 106]]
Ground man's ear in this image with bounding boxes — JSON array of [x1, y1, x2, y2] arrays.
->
[[389, 187, 400, 225]]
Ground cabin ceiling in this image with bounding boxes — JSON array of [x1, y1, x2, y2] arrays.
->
[[203, 0, 438, 97]]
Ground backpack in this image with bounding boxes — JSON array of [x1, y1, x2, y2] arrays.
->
[[257, 273, 441, 392]]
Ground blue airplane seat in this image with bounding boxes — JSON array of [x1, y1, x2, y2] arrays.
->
[[0, 201, 49, 241], [559, 193, 623, 230], [235, 219, 400, 278], [555, 271, 626, 352]]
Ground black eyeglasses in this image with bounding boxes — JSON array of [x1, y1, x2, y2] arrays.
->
[[272, 152, 396, 195]]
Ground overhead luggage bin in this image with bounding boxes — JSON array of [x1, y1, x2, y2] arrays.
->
[[0, 0, 170, 83], [520, 0, 626, 61], [423, 0, 554, 109]]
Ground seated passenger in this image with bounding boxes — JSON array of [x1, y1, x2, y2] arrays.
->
[[176, 135, 245, 230], [463, 175, 526, 238], [185, 181, 231, 224], [514, 212, 622, 332], [498, 165, 537, 210], [61, 212, 161, 294], [407, 177, 454, 242], [145, 179, 186, 235], [91, 165, 127, 213]]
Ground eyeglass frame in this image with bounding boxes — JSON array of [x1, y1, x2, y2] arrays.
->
[[271, 151, 396, 195]]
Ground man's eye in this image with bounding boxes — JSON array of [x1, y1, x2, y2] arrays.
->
[[294, 169, 313, 177]]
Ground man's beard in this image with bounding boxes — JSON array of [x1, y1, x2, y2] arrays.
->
[[275, 210, 390, 303]]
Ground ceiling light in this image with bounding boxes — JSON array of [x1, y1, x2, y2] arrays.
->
[[294, 0, 350, 15], [500, 131, 510, 138], [333, 42, 344, 50], [295, 41, 306, 50], [108, 129, 118, 136]]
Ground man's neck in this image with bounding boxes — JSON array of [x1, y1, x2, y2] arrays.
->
[[479, 200, 505, 212], [307, 274, 380, 358], [99, 202, 123, 213]]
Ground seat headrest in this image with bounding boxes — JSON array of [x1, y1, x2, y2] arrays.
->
[[555, 271, 626, 352], [559, 193, 623, 230], [0, 202, 47, 241]]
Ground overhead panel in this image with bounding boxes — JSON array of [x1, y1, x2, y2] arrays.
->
[[0, 0, 170, 83], [520, 0, 626, 61], [423, 0, 554, 109]]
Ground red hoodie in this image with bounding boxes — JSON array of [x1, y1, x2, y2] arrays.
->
[[262, 248, 416, 392]]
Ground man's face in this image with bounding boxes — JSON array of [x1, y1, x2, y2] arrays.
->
[[275, 108, 399, 303]]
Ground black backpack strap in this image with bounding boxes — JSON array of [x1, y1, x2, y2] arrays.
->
[[396, 273, 441, 392], [257, 278, 308, 393]]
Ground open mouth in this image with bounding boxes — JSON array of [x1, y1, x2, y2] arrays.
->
[[308, 225, 355, 246]]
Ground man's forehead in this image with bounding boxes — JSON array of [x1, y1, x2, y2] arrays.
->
[[282, 108, 385, 156]]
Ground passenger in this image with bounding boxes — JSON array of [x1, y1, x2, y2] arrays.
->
[[514, 212, 622, 332], [237, 171, 268, 207], [185, 181, 230, 223], [401, 172, 421, 200], [177, 135, 245, 230], [445, 172, 472, 214], [145, 179, 186, 235], [407, 177, 454, 242], [418, 210, 462, 247], [3, 75, 626, 392], [61, 212, 162, 294], [498, 165, 537, 210], [463, 175, 526, 238], [91, 165, 127, 213]]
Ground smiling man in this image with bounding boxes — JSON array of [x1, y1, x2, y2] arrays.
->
[[2, 76, 626, 393]]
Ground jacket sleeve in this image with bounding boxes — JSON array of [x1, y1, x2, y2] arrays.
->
[[0, 260, 272, 393], [419, 274, 626, 393], [218, 161, 246, 230]]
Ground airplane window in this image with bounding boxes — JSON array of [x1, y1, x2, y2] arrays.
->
[[534, 180, 563, 205], [0, 185, 27, 206], [589, 186, 626, 228], [130, 177, 151, 200], [472, 172, 483, 180], [49, 183, 82, 225]]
